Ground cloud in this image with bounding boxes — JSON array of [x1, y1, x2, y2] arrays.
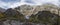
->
[[0, 0, 36, 9], [33, 0, 59, 5], [25, 0, 35, 4], [1, 0, 21, 3], [0, 0, 59, 9], [0, 0, 21, 9]]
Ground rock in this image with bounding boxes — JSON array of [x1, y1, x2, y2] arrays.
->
[[3, 20, 21, 25]]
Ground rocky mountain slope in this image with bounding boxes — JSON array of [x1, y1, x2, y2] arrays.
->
[[14, 4, 59, 16], [0, 3, 60, 25]]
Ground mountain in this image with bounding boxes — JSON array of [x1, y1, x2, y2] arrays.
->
[[0, 3, 60, 25], [29, 11, 59, 25], [4, 8, 25, 21], [4, 8, 23, 17], [14, 5, 33, 16], [0, 8, 6, 12], [14, 4, 59, 16]]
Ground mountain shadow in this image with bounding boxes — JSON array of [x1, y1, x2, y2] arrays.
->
[[29, 11, 60, 25], [4, 8, 25, 22]]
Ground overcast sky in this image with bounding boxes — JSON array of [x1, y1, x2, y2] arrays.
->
[[0, 0, 60, 9]]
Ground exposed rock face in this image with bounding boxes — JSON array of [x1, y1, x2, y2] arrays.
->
[[18, 5, 33, 16], [14, 4, 59, 16]]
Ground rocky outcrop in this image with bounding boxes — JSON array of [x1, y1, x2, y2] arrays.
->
[[4, 8, 25, 22], [3, 20, 21, 25], [0, 4, 60, 25], [1, 20, 45, 25], [14, 4, 59, 16], [4, 8, 23, 17]]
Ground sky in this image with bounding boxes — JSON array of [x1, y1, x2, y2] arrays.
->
[[0, 0, 60, 9]]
